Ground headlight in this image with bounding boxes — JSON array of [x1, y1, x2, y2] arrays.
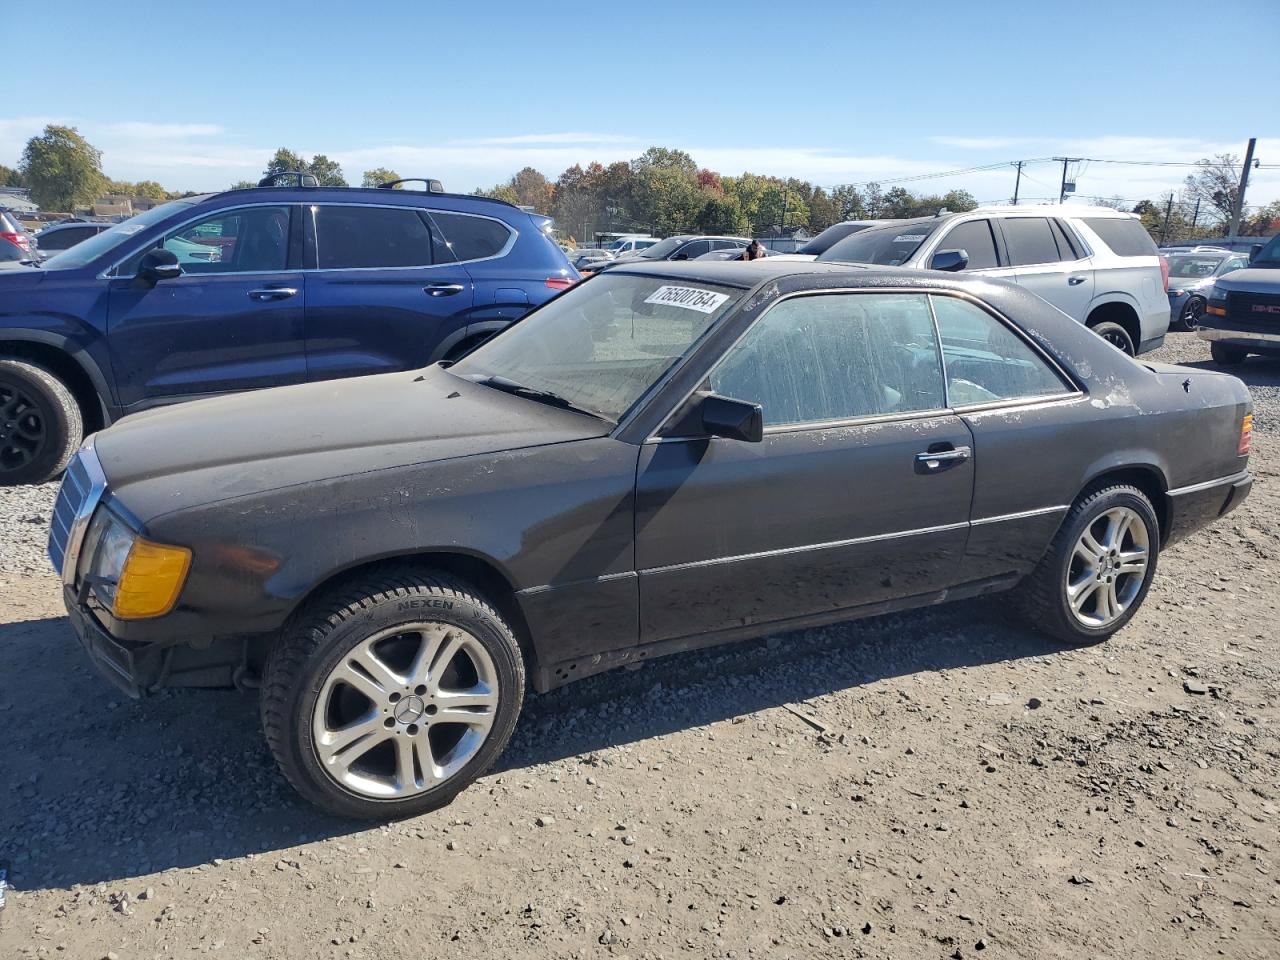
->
[[81, 507, 191, 619]]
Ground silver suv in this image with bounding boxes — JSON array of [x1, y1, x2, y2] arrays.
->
[[818, 205, 1169, 355]]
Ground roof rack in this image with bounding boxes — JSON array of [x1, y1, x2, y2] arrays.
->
[[377, 178, 444, 193], [258, 171, 318, 188]]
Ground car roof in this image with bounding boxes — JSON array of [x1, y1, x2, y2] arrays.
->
[[604, 258, 896, 287], [201, 184, 520, 212]]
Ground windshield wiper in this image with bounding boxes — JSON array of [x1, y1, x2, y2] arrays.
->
[[466, 375, 609, 421]]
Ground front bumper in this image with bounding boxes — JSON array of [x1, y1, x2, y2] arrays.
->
[[63, 585, 163, 698], [1196, 325, 1280, 353], [1164, 469, 1252, 547]]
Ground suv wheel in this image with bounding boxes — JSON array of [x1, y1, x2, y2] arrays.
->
[[1090, 321, 1136, 356], [1210, 342, 1247, 366], [262, 569, 525, 819], [0, 358, 83, 486], [1174, 296, 1205, 332], [1013, 483, 1159, 646]]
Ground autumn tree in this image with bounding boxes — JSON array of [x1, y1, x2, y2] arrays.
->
[[361, 168, 401, 188], [20, 125, 106, 211], [1183, 155, 1241, 230]]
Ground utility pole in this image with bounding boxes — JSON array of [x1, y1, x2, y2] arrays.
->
[[1161, 194, 1174, 245], [1011, 161, 1024, 205], [1226, 137, 1257, 237], [1052, 157, 1081, 204], [1190, 198, 1201, 239]]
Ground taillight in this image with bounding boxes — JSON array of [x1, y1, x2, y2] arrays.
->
[[1, 231, 29, 249], [1239, 414, 1253, 456], [1158, 255, 1169, 293], [545, 277, 573, 290]]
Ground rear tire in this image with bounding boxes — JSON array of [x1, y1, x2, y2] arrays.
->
[[1090, 321, 1136, 356], [1210, 342, 1247, 366], [0, 358, 83, 486], [1013, 484, 1159, 646], [261, 568, 525, 820]]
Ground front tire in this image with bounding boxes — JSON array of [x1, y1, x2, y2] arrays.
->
[[1089, 321, 1136, 356], [0, 358, 83, 486], [1210, 342, 1248, 366], [1173, 296, 1204, 332], [261, 569, 525, 819], [1013, 484, 1159, 646]]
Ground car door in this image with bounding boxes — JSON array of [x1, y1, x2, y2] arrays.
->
[[302, 203, 476, 381], [106, 203, 306, 410], [429, 209, 528, 337], [928, 293, 1081, 580], [927, 218, 1017, 282], [634, 290, 975, 645], [999, 217, 1094, 320]]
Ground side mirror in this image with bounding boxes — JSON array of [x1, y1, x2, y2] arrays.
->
[[672, 252, 689, 261], [137, 247, 181, 285], [930, 249, 969, 272], [1250, 243, 1263, 262], [701, 394, 763, 443]]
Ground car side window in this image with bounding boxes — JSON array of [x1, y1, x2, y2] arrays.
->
[[429, 212, 512, 262], [676, 240, 711, 260], [931, 295, 1071, 405], [1050, 219, 1082, 259], [708, 293, 946, 427], [937, 220, 999, 269], [315, 205, 434, 270], [119, 205, 292, 276], [1001, 218, 1062, 266], [1222, 257, 1247, 273]]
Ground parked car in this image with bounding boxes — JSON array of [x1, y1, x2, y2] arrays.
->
[[1165, 248, 1250, 331], [33, 221, 113, 259], [1197, 232, 1280, 364], [590, 235, 751, 273], [794, 220, 897, 258], [49, 259, 1252, 818], [695, 245, 778, 261], [0, 175, 577, 484], [1, 209, 36, 259], [606, 236, 659, 255], [567, 247, 613, 271], [0, 237, 34, 270], [818, 206, 1169, 356]]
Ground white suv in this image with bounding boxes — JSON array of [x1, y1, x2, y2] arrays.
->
[[817, 205, 1169, 355]]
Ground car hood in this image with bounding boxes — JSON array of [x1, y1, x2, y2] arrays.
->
[[1214, 266, 1280, 293], [95, 365, 613, 519], [0, 264, 45, 284]]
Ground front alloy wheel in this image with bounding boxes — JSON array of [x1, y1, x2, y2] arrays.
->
[[1176, 296, 1205, 332], [262, 569, 525, 819], [312, 622, 499, 799]]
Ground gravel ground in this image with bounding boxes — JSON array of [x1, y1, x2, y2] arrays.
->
[[0, 481, 57, 576], [0, 330, 1277, 959]]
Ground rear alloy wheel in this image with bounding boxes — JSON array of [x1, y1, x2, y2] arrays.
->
[[1210, 342, 1248, 366], [0, 358, 82, 486], [1174, 296, 1205, 332], [262, 569, 524, 819], [1090, 321, 1136, 356], [1013, 484, 1159, 645]]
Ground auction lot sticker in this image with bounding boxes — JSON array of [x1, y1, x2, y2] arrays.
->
[[644, 285, 730, 314]]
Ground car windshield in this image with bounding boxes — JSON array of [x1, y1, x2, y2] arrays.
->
[[1167, 254, 1226, 279], [798, 222, 870, 256], [41, 199, 198, 270], [1252, 233, 1280, 269], [818, 220, 938, 265], [636, 237, 687, 259], [452, 273, 742, 422]]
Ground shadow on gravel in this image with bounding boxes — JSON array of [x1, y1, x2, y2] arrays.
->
[[0, 600, 1060, 891]]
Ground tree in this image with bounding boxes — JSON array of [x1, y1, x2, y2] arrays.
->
[[0, 164, 22, 187], [1183, 154, 1240, 231], [510, 167, 553, 212], [361, 167, 401, 188], [1242, 200, 1280, 236], [134, 180, 169, 201], [308, 154, 347, 187], [830, 184, 867, 221], [263, 148, 307, 180], [20, 125, 106, 211], [696, 195, 749, 235], [807, 187, 838, 232], [229, 180, 256, 190]]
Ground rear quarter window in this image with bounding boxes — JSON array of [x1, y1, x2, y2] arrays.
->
[[1082, 217, 1157, 258], [430, 212, 513, 262]]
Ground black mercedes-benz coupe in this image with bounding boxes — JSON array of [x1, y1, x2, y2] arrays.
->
[[49, 260, 1253, 817]]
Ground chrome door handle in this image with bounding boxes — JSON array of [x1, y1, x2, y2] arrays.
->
[[248, 287, 298, 301], [916, 445, 971, 471], [1067, 275, 1087, 285], [425, 282, 465, 297]]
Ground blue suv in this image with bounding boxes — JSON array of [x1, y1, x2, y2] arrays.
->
[[0, 176, 577, 484]]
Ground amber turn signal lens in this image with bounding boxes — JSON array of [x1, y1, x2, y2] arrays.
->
[[112, 538, 192, 620], [1239, 414, 1253, 456], [1206, 303, 1227, 317]]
